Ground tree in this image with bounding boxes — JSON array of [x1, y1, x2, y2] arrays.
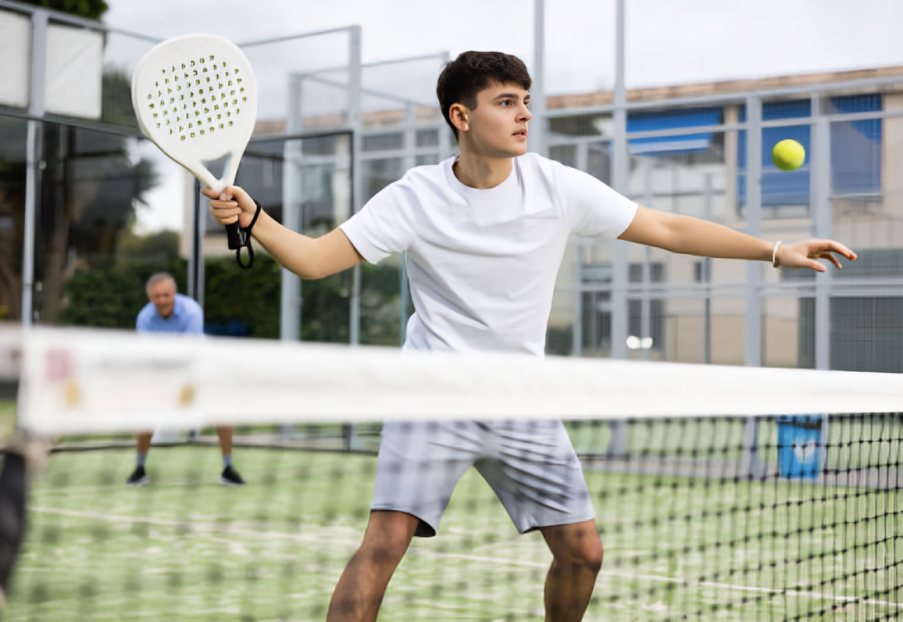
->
[[118, 229, 180, 260], [35, 69, 157, 324], [0, 122, 27, 321], [0, 2, 162, 323], [0, 63, 159, 322], [17, 0, 108, 21]]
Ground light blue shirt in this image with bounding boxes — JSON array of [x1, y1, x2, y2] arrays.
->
[[136, 293, 204, 335]]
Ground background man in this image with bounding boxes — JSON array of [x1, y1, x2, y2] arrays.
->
[[127, 272, 245, 487]]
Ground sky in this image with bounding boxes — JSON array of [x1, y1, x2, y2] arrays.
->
[[106, 0, 903, 94], [101, 0, 903, 232]]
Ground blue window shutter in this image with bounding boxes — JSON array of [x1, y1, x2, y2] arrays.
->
[[627, 108, 722, 156], [738, 100, 811, 208]]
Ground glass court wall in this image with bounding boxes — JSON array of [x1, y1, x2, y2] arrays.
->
[[4, 0, 903, 376]]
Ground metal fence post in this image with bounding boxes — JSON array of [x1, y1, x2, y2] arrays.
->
[[532, 0, 546, 158], [348, 25, 363, 349], [346, 25, 363, 450], [607, 0, 629, 457], [812, 94, 832, 472], [610, 0, 629, 361], [812, 95, 832, 371], [744, 94, 763, 368], [742, 94, 764, 478], [21, 9, 48, 327], [280, 74, 304, 343]]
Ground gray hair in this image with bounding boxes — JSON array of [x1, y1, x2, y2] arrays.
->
[[146, 272, 177, 293]]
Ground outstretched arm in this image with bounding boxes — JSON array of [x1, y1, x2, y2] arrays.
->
[[618, 206, 856, 271], [204, 186, 362, 280]]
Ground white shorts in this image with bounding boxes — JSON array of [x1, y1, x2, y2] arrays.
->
[[371, 420, 595, 537]]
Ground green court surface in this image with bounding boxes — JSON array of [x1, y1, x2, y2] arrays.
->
[[5, 438, 900, 621], [0, 401, 15, 444]]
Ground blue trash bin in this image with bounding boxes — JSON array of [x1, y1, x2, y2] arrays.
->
[[776, 415, 823, 479]]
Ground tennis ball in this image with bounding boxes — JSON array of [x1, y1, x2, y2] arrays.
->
[[772, 139, 805, 171]]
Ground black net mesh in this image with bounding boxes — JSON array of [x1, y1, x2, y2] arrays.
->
[[2, 413, 900, 621]]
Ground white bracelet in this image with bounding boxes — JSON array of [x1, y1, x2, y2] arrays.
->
[[772, 241, 783, 268]]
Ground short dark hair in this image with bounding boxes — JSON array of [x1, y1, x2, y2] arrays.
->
[[436, 51, 532, 140]]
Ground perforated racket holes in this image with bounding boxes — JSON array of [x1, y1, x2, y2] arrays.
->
[[149, 54, 247, 141]]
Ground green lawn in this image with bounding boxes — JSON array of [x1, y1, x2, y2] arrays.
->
[[0, 401, 15, 444], [5, 441, 901, 621]]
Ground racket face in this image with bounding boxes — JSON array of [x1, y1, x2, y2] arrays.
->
[[132, 34, 258, 189]]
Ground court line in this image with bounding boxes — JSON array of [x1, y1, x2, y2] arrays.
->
[[30, 505, 901, 610]]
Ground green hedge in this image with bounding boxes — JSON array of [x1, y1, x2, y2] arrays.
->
[[203, 254, 282, 338], [60, 254, 401, 345], [59, 255, 188, 330]]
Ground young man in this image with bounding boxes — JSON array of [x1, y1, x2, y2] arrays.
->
[[127, 273, 245, 487], [205, 52, 854, 621]]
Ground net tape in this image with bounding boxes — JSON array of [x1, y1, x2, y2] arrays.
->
[[7, 326, 903, 435]]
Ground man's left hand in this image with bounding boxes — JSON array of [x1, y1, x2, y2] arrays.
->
[[777, 239, 857, 272]]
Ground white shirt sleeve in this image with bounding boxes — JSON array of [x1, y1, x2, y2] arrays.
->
[[557, 163, 639, 239], [339, 183, 414, 264]]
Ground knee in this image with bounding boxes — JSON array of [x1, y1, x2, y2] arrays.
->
[[587, 539, 604, 571], [580, 538, 604, 573], [556, 537, 604, 574]]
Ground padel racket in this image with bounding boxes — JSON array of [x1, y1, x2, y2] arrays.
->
[[132, 34, 258, 267]]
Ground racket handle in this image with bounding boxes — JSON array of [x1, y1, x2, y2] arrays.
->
[[225, 221, 245, 250]]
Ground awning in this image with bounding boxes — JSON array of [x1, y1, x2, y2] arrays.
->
[[627, 108, 722, 156]]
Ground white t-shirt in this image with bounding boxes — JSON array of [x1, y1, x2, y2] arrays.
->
[[340, 153, 638, 357]]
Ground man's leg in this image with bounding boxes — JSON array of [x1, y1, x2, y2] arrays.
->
[[216, 425, 233, 460], [539, 519, 603, 622], [326, 510, 419, 622], [137, 432, 152, 456], [126, 433, 152, 485], [474, 420, 600, 620], [216, 426, 245, 485]]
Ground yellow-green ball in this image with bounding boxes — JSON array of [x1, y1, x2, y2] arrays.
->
[[772, 139, 806, 171]]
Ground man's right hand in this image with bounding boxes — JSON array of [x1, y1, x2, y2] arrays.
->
[[203, 185, 363, 280], [203, 186, 259, 230]]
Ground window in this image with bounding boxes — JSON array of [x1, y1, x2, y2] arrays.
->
[[738, 99, 811, 212], [549, 145, 577, 169], [415, 129, 438, 148], [829, 94, 881, 197], [736, 95, 882, 213], [362, 132, 403, 152], [627, 108, 722, 156]]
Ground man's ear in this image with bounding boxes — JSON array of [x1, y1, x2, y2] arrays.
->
[[449, 103, 469, 134]]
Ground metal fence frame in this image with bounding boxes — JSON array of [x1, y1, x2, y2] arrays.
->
[[4, 0, 902, 473], [5, 0, 903, 379], [0, 0, 163, 327]]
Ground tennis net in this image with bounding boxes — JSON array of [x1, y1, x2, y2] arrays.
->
[[1, 325, 901, 621]]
